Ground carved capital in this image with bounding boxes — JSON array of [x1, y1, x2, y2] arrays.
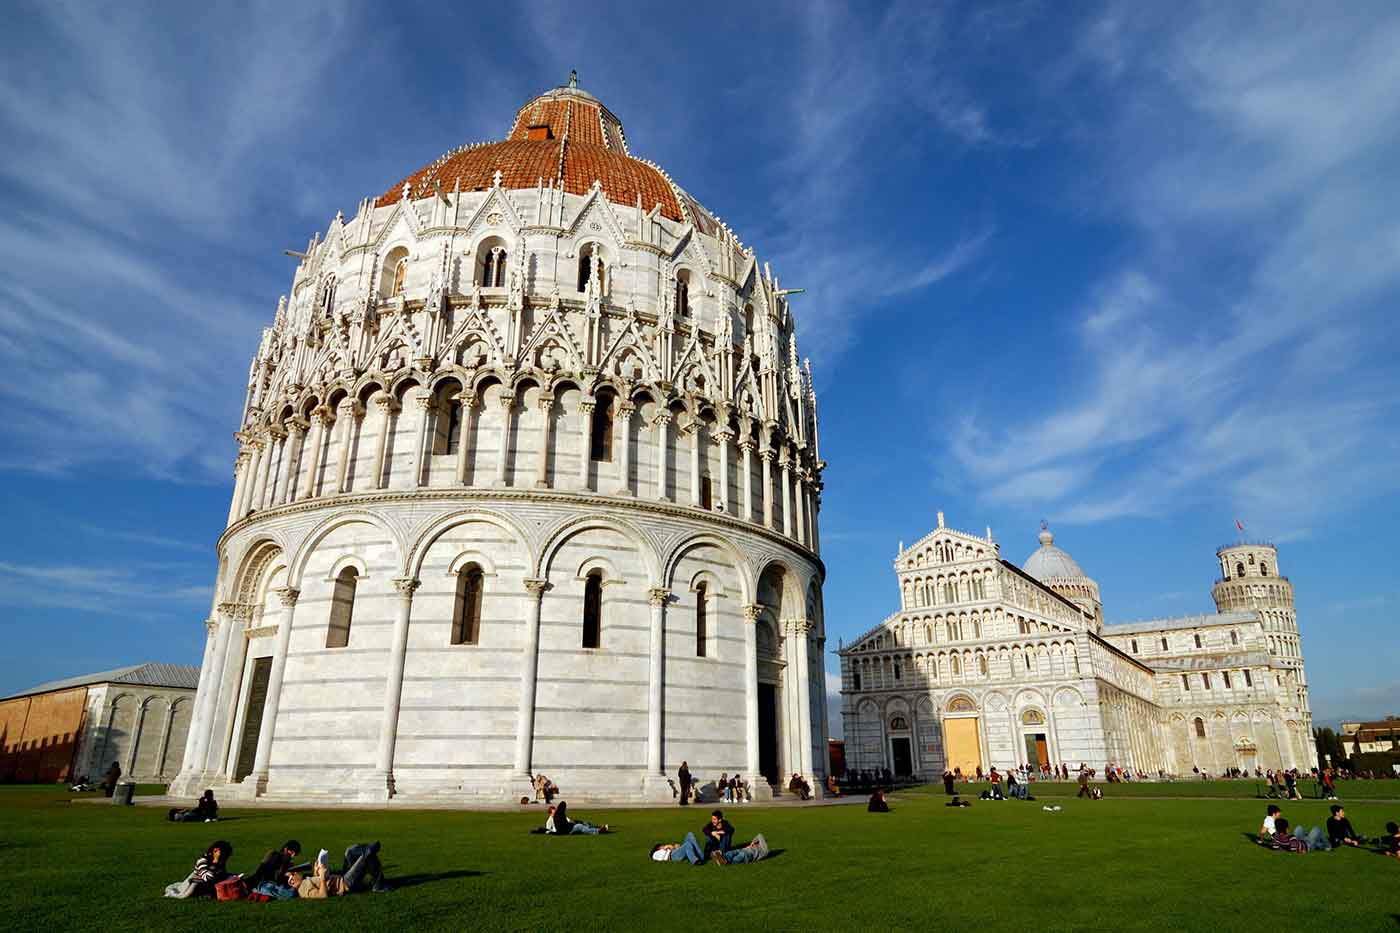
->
[[275, 586, 300, 608], [268, 424, 288, 441], [784, 618, 813, 636], [204, 617, 219, 635], [339, 399, 366, 419], [759, 449, 776, 463], [497, 393, 515, 410], [616, 401, 636, 418], [653, 412, 673, 428], [524, 577, 551, 598], [537, 392, 555, 411], [393, 577, 421, 598], [457, 392, 478, 411], [738, 438, 757, 452], [373, 395, 401, 414], [288, 415, 311, 434], [647, 587, 672, 608], [312, 404, 336, 426], [578, 400, 596, 415], [413, 394, 435, 412], [742, 604, 763, 624]]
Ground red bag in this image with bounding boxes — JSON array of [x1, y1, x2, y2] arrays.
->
[[216, 877, 248, 901], [245, 890, 272, 903]]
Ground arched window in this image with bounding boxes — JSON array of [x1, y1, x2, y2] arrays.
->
[[480, 246, 507, 287], [695, 582, 708, 658], [1130, 638, 1138, 654], [320, 276, 336, 316], [951, 654, 961, 675], [1194, 717, 1206, 738], [853, 671, 862, 691], [1230, 630, 1238, 645], [444, 394, 463, 455], [1223, 670, 1232, 688], [743, 303, 755, 343], [1161, 636, 1168, 652], [1202, 672, 1212, 689], [1236, 562, 1245, 577], [894, 660, 902, 680], [577, 243, 605, 293], [451, 566, 483, 645], [1243, 669, 1252, 687], [590, 395, 614, 461], [582, 571, 603, 649], [674, 270, 691, 316], [924, 624, 932, 643], [1181, 674, 1190, 691], [890, 716, 908, 730], [977, 655, 988, 676], [327, 566, 358, 648], [1248, 553, 1255, 565], [1194, 633, 1202, 648], [391, 257, 408, 296], [1260, 562, 1269, 576]]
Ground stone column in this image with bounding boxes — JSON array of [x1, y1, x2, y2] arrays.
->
[[412, 393, 434, 487], [280, 417, 308, 503], [455, 392, 477, 485], [615, 401, 635, 495], [191, 612, 236, 774], [646, 588, 670, 779], [743, 605, 762, 780], [513, 579, 550, 778], [335, 400, 364, 494], [227, 451, 251, 525], [810, 487, 822, 555], [688, 422, 702, 506], [156, 697, 178, 778], [815, 635, 829, 776], [126, 699, 148, 776], [716, 430, 732, 513], [253, 434, 276, 510], [246, 587, 299, 793], [239, 440, 263, 517], [371, 396, 399, 490], [374, 578, 419, 797], [793, 619, 815, 782], [178, 618, 221, 776], [576, 398, 595, 491], [264, 425, 287, 504], [740, 439, 756, 523], [654, 412, 671, 501], [794, 471, 807, 547], [494, 392, 514, 487], [779, 449, 793, 537], [299, 406, 332, 499], [760, 449, 774, 529], [534, 392, 555, 488]]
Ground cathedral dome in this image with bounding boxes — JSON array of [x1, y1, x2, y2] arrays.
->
[[374, 75, 709, 227], [1022, 527, 1087, 582]]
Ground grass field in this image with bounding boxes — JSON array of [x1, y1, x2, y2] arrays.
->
[[2, 784, 1398, 932]]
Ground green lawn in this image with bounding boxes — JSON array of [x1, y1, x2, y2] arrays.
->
[[1, 785, 1398, 932]]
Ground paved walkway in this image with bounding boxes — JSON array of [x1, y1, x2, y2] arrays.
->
[[101, 791, 875, 813]]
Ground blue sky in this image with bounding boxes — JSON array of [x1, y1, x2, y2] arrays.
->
[[2, 1, 1397, 730]]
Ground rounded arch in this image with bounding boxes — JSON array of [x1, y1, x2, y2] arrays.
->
[[224, 537, 287, 605], [536, 513, 660, 583], [405, 507, 534, 581], [288, 509, 406, 588], [753, 556, 809, 622], [661, 533, 752, 605], [945, 693, 978, 713], [325, 554, 370, 581]]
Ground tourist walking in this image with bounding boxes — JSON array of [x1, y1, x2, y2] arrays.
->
[[942, 769, 955, 795], [1076, 766, 1092, 798], [679, 761, 692, 806]]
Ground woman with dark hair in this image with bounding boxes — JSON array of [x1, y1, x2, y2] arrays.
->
[[545, 801, 609, 835], [168, 789, 219, 823], [190, 840, 234, 897]]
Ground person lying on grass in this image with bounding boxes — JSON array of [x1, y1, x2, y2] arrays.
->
[[287, 842, 390, 897], [545, 801, 609, 835], [168, 789, 219, 823], [1269, 817, 1327, 853], [650, 833, 769, 865], [1326, 806, 1365, 848], [945, 796, 971, 808]]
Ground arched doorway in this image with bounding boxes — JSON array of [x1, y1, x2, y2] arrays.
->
[[755, 616, 781, 786], [942, 695, 982, 776]]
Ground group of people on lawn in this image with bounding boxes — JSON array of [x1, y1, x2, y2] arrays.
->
[[166, 837, 390, 900], [1258, 803, 1400, 856]]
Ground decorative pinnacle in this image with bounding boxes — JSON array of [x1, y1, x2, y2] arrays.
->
[[568, 69, 578, 89]]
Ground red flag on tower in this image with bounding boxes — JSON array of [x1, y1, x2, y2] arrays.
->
[[1235, 518, 1244, 533]]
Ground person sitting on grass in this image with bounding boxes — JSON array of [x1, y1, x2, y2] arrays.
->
[[1380, 822, 1400, 858], [1326, 805, 1365, 848], [288, 843, 389, 897], [651, 833, 708, 865], [245, 839, 302, 895], [1260, 805, 1282, 841], [714, 833, 769, 865], [946, 795, 971, 808], [168, 789, 219, 823], [191, 840, 234, 897], [868, 788, 890, 812], [701, 809, 734, 857], [545, 801, 609, 835]]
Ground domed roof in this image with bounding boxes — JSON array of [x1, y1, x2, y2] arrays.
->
[[1022, 526, 1089, 582], [375, 74, 691, 223]]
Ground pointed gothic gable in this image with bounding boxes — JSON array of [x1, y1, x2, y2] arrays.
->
[[672, 328, 718, 396], [599, 312, 663, 383], [443, 303, 508, 368], [518, 301, 586, 372], [460, 183, 525, 241], [370, 197, 426, 251], [563, 183, 628, 245], [669, 225, 716, 278]]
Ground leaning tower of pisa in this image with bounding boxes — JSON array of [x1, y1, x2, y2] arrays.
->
[[1212, 541, 1311, 756]]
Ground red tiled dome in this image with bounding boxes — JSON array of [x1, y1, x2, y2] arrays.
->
[[375, 82, 684, 221]]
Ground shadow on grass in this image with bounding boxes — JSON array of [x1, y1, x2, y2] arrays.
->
[[390, 869, 485, 888]]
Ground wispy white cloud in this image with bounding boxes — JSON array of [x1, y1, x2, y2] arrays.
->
[[0, 559, 210, 618]]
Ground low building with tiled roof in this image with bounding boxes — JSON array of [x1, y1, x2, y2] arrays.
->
[[0, 662, 200, 784]]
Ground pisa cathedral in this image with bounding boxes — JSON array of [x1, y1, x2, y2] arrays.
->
[[169, 76, 827, 803], [839, 514, 1312, 779]]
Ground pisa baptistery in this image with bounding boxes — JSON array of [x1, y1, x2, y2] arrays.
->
[[169, 75, 828, 803]]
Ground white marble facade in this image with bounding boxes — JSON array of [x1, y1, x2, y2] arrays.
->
[[839, 515, 1311, 779], [169, 78, 827, 803]]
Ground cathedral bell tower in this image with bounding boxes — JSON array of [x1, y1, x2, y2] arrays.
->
[[1212, 541, 1307, 715]]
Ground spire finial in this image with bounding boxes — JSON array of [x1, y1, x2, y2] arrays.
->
[[568, 69, 578, 89]]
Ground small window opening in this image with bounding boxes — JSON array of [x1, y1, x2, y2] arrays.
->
[[327, 567, 358, 648], [451, 566, 483, 645], [695, 583, 708, 658], [582, 571, 603, 649], [590, 396, 614, 461]]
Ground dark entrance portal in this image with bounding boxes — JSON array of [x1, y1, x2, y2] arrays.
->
[[234, 657, 273, 782], [892, 737, 914, 776], [758, 683, 779, 786]]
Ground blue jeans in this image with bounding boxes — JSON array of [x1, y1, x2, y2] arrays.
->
[[570, 822, 601, 835], [341, 844, 383, 891], [723, 833, 768, 864], [670, 832, 705, 865]]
